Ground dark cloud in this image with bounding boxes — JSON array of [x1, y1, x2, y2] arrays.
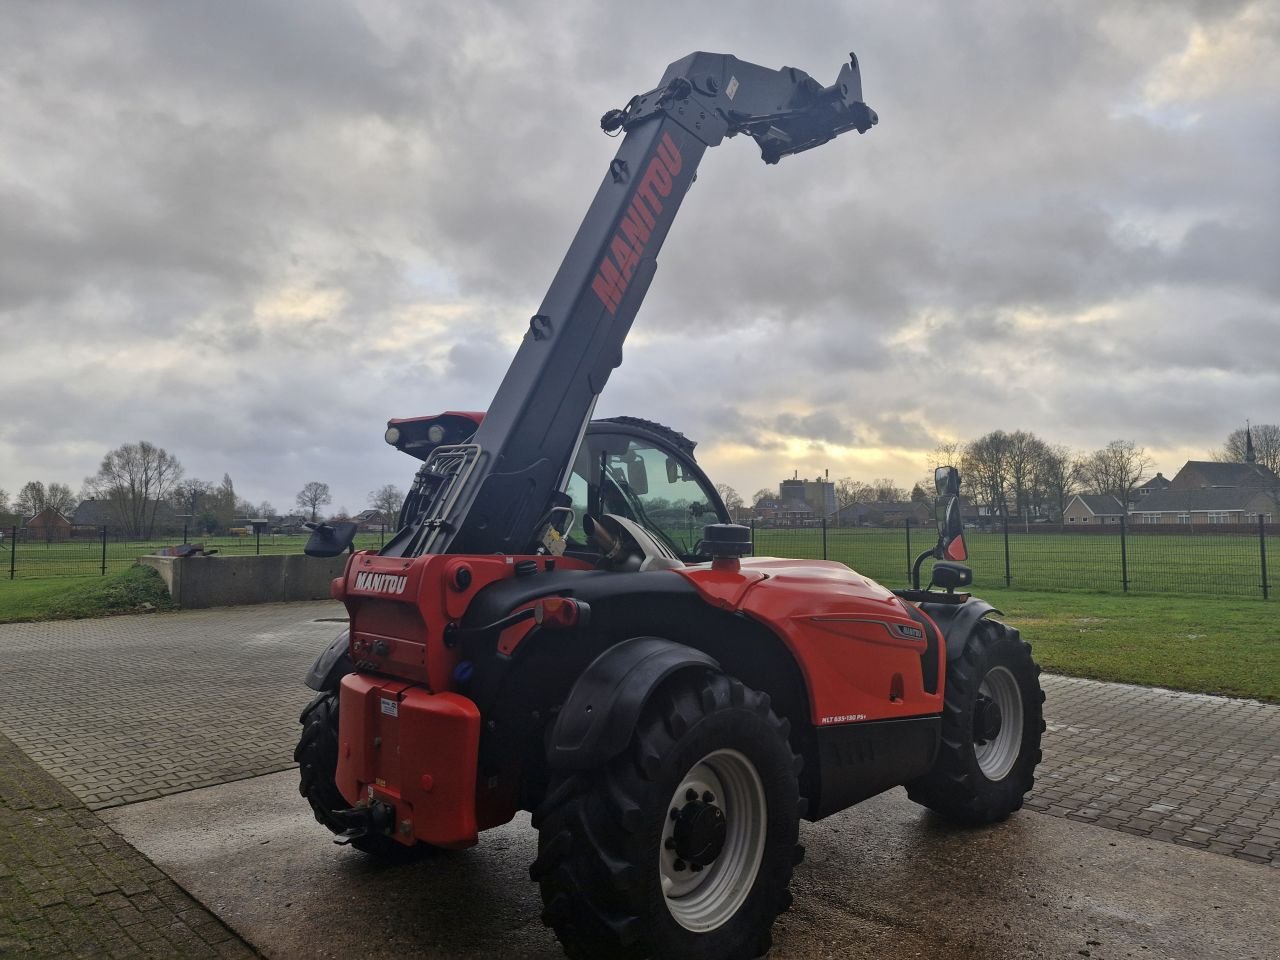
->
[[2, 0, 1277, 508]]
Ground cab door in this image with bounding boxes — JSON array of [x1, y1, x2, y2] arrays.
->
[[562, 419, 729, 564]]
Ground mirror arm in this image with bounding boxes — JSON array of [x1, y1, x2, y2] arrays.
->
[[910, 546, 939, 590]]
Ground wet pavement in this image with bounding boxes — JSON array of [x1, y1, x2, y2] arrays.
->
[[1, 601, 1278, 958], [103, 768, 1277, 960]]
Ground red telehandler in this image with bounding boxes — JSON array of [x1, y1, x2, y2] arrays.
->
[[296, 50, 1044, 960]]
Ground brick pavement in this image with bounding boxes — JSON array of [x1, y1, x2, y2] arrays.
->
[[0, 731, 257, 958], [0, 603, 1276, 869], [1028, 675, 1280, 866], [0, 604, 338, 810]]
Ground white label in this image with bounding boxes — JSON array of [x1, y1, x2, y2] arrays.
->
[[380, 697, 399, 717], [725, 76, 739, 100], [354, 571, 408, 595]]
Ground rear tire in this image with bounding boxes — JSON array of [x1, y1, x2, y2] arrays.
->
[[295, 691, 434, 861], [907, 619, 1044, 824], [530, 670, 802, 960]]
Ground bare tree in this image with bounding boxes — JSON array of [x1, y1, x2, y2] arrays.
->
[[367, 484, 405, 528], [834, 477, 874, 507], [84, 442, 184, 538], [962, 431, 1013, 519], [714, 483, 745, 520], [929, 441, 964, 469], [752, 488, 776, 506], [15, 481, 73, 517], [296, 481, 332, 521], [869, 478, 908, 502], [1214, 424, 1280, 474], [1078, 440, 1152, 505], [1005, 431, 1049, 528], [258, 500, 276, 519], [1033, 444, 1081, 522], [0, 488, 8, 515]]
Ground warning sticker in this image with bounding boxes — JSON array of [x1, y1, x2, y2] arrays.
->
[[380, 697, 399, 717]]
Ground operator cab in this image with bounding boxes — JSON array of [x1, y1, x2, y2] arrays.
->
[[560, 418, 729, 566], [384, 412, 730, 565]]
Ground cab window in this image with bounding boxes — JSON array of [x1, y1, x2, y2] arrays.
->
[[564, 432, 721, 560]]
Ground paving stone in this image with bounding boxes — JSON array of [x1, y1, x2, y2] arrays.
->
[[1029, 675, 1280, 866], [0, 731, 256, 958]]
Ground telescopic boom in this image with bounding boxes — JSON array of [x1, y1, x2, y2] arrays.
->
[[384, 51, 877, 558]]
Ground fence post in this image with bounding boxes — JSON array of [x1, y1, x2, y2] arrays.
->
[[100, 525, 107, 576], [750, 518, 756, 557], [821, 518, 828, 560], [8, 526, 15, 580], [381, 522, 386, 548], [904, 518, 912, 580], [1119, 515, 1129, 593], [256, 525, 262, 556], [183, 520, 188, 545], [1260, 516, 1270, 601], [1003, 517, 1012, 587]]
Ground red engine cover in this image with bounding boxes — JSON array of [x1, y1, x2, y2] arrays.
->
[[677, 558, 945, 726]]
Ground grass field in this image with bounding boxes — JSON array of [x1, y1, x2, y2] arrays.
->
[[752, 526, 1277, 600], [0, 561, 1273, 701], [0, 532, 387, 580], [993, 590, 1278, 703], [0, 566, 174, 623]]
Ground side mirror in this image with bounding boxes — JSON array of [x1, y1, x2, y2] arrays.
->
[[934, 465, 960, 497], [936, 497, 967, 561], [624, 456, 648, 495], [304, 521, 358, 558], [666, 458, 679, 485]]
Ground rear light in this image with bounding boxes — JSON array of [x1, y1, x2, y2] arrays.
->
[[535, 597, 590, 629]]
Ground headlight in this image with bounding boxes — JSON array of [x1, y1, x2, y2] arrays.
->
[[384, 426, 401, 445], [427, 424, 446, 443]]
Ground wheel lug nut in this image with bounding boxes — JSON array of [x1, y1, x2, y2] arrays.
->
[[685, 788, 698, 802], [690, 862, 703, 872], [673, 859, 686, 872], [702, 791, 715, 804]]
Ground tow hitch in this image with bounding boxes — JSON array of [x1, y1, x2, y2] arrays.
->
[[331, 800, 396, 846]]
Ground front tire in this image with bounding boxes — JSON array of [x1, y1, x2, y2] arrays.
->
[[295, 691, 431, 860], [908, 618, 1044, 823], [530, 670, 802, 960]]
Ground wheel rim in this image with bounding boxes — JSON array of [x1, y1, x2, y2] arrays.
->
[[974, 665, 1023, 781], [659, 748, 767, 933]]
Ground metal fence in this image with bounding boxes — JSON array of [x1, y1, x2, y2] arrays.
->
[[2, 525, 388, 580], [750, 517, 1276, 600], [3, 519, 1274, 600]]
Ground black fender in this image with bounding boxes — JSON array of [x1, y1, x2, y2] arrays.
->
[[304, 629, 353, 692], [919, 598, 1002, 662], [546, 636, 720, 771]]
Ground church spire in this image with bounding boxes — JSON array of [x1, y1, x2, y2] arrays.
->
[[1245, 420, 1256, 464]]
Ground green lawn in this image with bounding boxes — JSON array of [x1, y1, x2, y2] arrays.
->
[[752, 526, 1277, 600], [0, 532, 387, 580], [0, 566, 175, 623], [0, 555, 1274, 703], [993, 590, 1279, 703]]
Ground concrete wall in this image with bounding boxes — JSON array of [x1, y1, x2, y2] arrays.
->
[[140, 554, 348, 608]]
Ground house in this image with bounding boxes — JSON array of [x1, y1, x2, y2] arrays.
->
[[25, 507, 72, 541], [71, 498, 180, 536], [1131, 460, 1276, 525], [753, 497, 815, 525], [1166, 460, 1279, 492], [353, 509, 390, 532], [1135, 472, 1172, 498], [829, 501, 930, 527], [1063, 494, 1126, 525], [1129, 458, 1278, 525]]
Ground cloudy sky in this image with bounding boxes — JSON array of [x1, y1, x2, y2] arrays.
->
[[3, 0, 1277, 515]]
